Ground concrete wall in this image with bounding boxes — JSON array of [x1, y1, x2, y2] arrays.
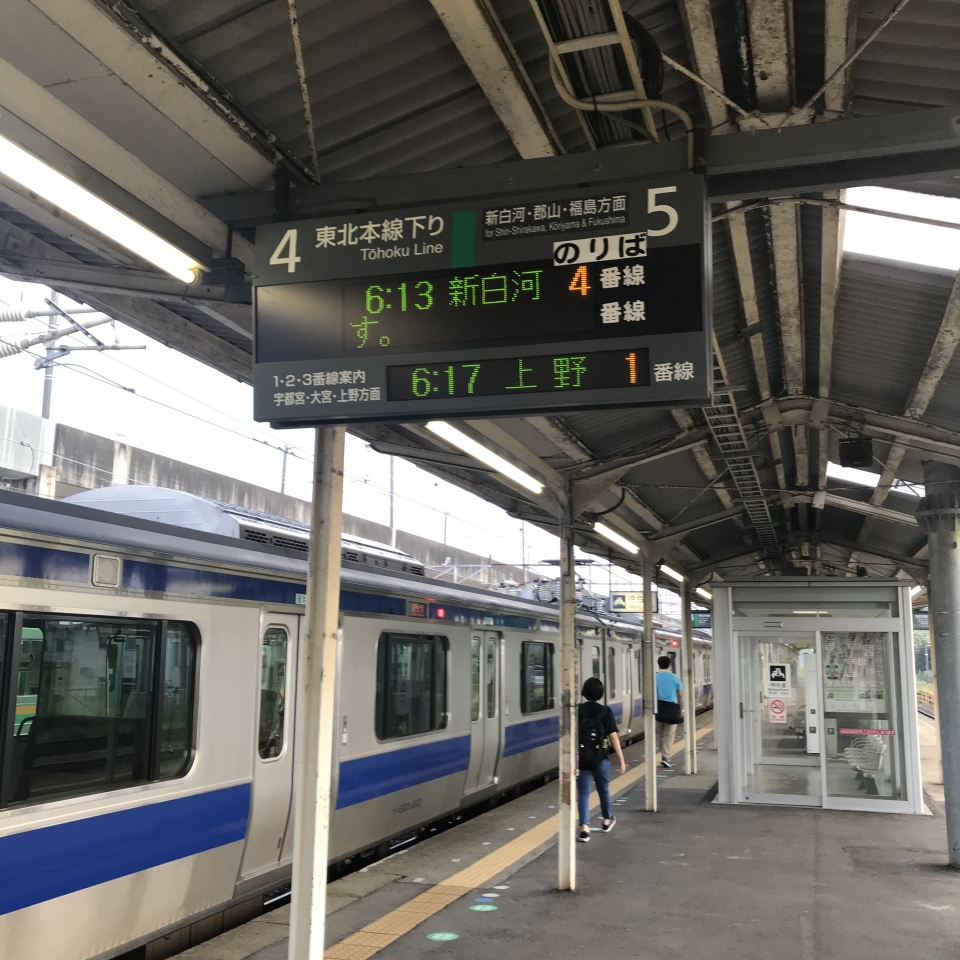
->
[[0, 404, 42, 480], [45, 423, 526, 587]]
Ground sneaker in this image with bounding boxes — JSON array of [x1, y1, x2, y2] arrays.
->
[[602, 818, 616, 833], [578, 830, 590, 843], [661, 757, 672, 769]]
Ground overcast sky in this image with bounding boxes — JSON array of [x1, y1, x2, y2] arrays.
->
[[0, 185, 952, 599]]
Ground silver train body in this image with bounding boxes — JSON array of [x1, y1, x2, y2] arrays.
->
[[0, 488, 713, 960]]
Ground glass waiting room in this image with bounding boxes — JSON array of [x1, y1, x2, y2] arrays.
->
[[712, 579, 924, 814]]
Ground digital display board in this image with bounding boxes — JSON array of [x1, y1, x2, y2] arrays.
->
[[253, 173, 710, 425]]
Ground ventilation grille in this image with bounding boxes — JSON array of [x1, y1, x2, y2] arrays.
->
[[237, 522, 424, 575], [92, 554, 121, 588], [272, 535, 309, 553]]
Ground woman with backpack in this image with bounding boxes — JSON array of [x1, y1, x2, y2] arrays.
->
[[577, 676, 626, 842]]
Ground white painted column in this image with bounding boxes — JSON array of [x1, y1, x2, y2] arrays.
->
[[681, 581, 697, 775], [288, 426, 345, 957], [643, 556, 657, 811], [557, 487, 577, 890]]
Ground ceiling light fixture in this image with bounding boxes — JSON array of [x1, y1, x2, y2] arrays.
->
[[910, 585, 922, 598], [594, 522, 639, 555], [695, 586, 712, 601], [660, 564, 684, 583], [425, 421, 544, 494], [0, 134, 202, 284]]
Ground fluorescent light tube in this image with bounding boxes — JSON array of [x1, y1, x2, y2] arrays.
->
[[594, 522, 639, 555], [660, 564, 684, 583], [0, 134, 201, 284], [425, 421, 544, 494], [695, 586, 712, 601], [910, 585, 922, 597]]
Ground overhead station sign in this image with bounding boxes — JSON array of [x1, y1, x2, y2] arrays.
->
[[253, 173, 711, 426]]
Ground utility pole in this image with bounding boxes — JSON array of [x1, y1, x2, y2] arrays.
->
[[0, 298, 141, 499]]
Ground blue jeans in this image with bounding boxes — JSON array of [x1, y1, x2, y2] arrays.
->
[[576, 758, 612, 827]]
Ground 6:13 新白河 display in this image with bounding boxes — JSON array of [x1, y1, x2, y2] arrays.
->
[[343, 259, 649, 354], [386, 348, 650, 401]]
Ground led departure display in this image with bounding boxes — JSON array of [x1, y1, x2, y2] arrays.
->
[[252, 173, 711, 425], [386, 348, 650, 401]]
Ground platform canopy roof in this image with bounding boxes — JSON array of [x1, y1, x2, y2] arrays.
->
[[1, 0, 958, 588]]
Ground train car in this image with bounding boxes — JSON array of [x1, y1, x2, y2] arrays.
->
[[0, 487, 711, 960]]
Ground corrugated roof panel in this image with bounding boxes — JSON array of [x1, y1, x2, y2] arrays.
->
[[623, 447, 722, 521], [851, 0, 960, 116], [140, 0, 518, 180], [713, 220, 764, 409], [560, 406, 680, 459], [830, 254, 953, 415], [793, 0, 825, 105], [800, 201, 822, 398], [745, 207, 785, 398]]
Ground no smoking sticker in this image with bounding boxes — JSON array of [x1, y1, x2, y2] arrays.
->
[[769, 698, 787, 723]]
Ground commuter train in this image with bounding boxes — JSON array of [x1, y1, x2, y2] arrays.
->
[[0, 486, 713, 960]]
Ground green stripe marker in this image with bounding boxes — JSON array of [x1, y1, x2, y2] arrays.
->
[[427, 932, 459, 941], [470, 904, 498, 912]]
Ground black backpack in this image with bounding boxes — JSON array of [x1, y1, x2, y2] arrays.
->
[[578, 712, 605, 771]]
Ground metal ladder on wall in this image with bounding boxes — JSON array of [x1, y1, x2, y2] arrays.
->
[[702, 373, 780, 551]]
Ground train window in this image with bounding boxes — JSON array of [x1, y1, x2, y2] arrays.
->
[[591, 646, 600, 679], [486, 637, 497, 718], [470, 636, 481, 722], [259, 627, 288, 760], [0, 615, 198, 807], [607, 647, 617, 697], [703, 653, 712, 684], [376, 633, 448, 740], [520, 641, 554, 713], [157, 623, 198, 778]]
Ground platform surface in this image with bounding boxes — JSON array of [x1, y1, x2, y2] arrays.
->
[[179, 715, 957, 960]]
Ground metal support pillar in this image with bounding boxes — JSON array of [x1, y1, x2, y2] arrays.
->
[[917, 461, 960, 866], [557, 484, 577, 891], [642, 556, 657, 811], [681, 581, 697, 775], [288, 426, 346, 957]]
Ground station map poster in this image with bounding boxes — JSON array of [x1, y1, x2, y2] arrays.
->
[[822, 631, 888, 713], [252, 173, 711, 426]]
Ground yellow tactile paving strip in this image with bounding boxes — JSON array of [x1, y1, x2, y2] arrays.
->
[[325, 721, 715, 960]]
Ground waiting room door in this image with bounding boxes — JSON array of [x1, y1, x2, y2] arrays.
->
[[737, 633, 822, 805]]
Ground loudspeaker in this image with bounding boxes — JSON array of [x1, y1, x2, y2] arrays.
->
[[839, 436, 873, 469]]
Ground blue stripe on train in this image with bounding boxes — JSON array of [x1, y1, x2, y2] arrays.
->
[[611, 702, 623, 723], [336, 735, 471, 809], [0, 783, 250, 917], [503, 716, 559, 757], [0, 542, 89, 585], [633, 698, 643, 716]]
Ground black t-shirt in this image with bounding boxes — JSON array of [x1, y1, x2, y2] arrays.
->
[[579, 701, 618, 756]]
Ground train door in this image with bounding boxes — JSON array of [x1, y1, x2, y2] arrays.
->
[[465, 631, 501, 793], [241, 613, 299, 879]]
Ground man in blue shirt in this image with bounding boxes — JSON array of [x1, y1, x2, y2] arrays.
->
[[655, 656, 684, 769]]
